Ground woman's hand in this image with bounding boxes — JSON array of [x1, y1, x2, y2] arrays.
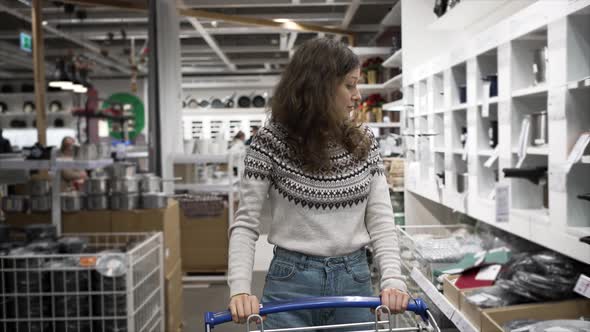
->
[[380, 288, 410, 314], [228, 293, 262, 324]]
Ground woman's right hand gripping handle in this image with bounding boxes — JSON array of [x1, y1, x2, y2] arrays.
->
[[228, 293, 264, 324]]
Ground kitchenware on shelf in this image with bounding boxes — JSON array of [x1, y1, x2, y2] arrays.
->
[[29, 179, 52, 196], [195, 139, 211, 154], [86, 194, 109, 210], [533, 46, 548, 86], [48, 100, 62, 113], [198, 97, 211, 108], [252, 94, 266, 108], [30, 195, 51, 212], [211, 98, 224, 108], [75, 143, 98, 160], [61, 191, 84, 212], [97, 142, 111, 159], [140, 192, 169, 209], [110, 193, 139, 210], [23, 143, 53, 160], [187, 98, 198, 108], [84, 177, 109, 195], [57, 236, 88, 254], [459, 85, 467, 103], [460, 127, 468, 148], [106, 162, 137, 178], [482, 74, 498, 97], [1, 84, 13, 93], [456, 173, 468, 194], [577, 193, 590, 202], [489, 120, 498, 148], [24, 224, 57, 242], [9, 119, 27, 128], [434, 0, 448, 17], [503, 166, 548, 208], [237, 94, 252, 108], [139, 174, 162, 193], [0, 101, 7, 113], [23, 101, 35, 113], [223, 92, 236, 108], [110, 176, 140, 194], [0, 224, 11, 243], [1, 195, 28, 213], [531, 111, 548, 146]]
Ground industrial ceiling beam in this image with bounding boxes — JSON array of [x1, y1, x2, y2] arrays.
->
[[336, 0, 360, 42]]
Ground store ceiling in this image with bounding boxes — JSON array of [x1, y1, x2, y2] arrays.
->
[[0, 0, 400, 79]]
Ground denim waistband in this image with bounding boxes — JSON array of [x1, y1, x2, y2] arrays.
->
[[273, 246, 367, 268]]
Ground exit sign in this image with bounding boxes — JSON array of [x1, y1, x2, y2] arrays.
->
[[20, 32, 32, 52]]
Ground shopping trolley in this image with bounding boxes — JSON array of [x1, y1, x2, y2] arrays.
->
[[204, 296, 440, 332]]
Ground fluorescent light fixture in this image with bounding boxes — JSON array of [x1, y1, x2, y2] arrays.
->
[[273, 18, 291, 23], [73, 85, 88, 94]]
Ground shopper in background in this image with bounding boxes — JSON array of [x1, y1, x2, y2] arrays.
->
[[229, 131, 247, 176], [244, 126, 259, 146], [0, 128, 13, 153], [228, 37, 409, 329], [59, 136, 87, 191]]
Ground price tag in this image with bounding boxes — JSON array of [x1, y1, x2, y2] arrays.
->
[[574, 274, 590, 299], [484, 149, 499, 168], [476, 264, 502, 281], [495, 184, 510, 223]]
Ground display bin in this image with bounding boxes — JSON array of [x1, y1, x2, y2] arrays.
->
[[397, 224, 479, 283], [0, 232, 164, 332]]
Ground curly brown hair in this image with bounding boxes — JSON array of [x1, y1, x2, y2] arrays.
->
[[270, 37, 371, 171]]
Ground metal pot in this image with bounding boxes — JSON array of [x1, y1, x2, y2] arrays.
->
[[252, 95, 266, 108], [30, 179, 51, 196], [107, 162, 136, 178], [456, 173, 468, 194], [86, 195, 109, 210], [139, 174, 162, 193], [61, 192, 84, 212], [237, 95, 251, 108], [110, 193, 139, 210], [1, 195, 28, 212], [75, 143, 98, 161], [30, 195, 51, 212], [110, 176, 140, 194], [531, 111, 548, 146], [140, 192, 169, 209], [84, 177, 109, 195]]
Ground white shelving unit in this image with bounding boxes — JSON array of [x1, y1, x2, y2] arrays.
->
[[182, 108, 268, 142], [429, 0, 514, 31], [366, 122, 400, 128], [383, 49, 402, 69], [0, 153, 113, 235], [403, 1, 590, 264]]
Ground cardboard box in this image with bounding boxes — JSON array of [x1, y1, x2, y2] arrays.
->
[[111, 200, 181, 276], [481, 299, 590, 332], [62, 210, 112, 233], [4, 212, 51, 225], [443, 274, 491, 310], [460, 288, 490, 330], [166, 259, 184, 332], [181, 206, 228, 272]]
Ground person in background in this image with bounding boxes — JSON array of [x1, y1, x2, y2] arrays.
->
[[59, 136, 87, 191], [244, 126, 259, 146], [227, 37, 409, 329], [229, 131, 247, 176], [0, 128, 13, 153]]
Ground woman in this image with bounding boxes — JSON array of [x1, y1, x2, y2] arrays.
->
[[228, 37, 408, 329], [59, 136, 87, 191]]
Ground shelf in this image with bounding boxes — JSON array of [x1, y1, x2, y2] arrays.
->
[[382, 100, 406, 111], [512, 208, 550, 224], [366, 122, 400, 128], [349, 47, 391, 57], [512, 84, 548, 98], [450, 103, 468, 111], [390, 186, 405, 193], [0, 112, 72, 117], [182, 108, 267, 116], [433, 108, 446, 114], [383, 74, 403, 90], [0, 158, 113, 170], [452, 148, 466, 155], [476, 96, 499, 106], [511, 146, 549, 155], [409, 267, 478, 332], [567, 76, 590, 91], [433, 147, 446, 153], [358, 83, 398, 93], [429, 0, 511, 31], [175, 180, 238, 193], [582, 156, 590, 164], [382, 49, 402, 68], [566, 226, 590, 238], [172, 153, 230, 164], [478, 149, 496, 157]]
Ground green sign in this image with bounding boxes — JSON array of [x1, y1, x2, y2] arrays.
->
[[102, 93, 145, 141], [20, 32, 32, 53]]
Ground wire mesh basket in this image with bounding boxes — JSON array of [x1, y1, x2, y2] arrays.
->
[[0, 232, 164, 332]]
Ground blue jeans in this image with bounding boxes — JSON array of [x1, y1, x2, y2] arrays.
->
[[261, 247, 375, 331]]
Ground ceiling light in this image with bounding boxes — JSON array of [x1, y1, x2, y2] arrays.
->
[[211, 21, 218, 27], [73, 84, 87, 94], [42, 20, 48, 26], [48, 58, 72, 89], [273, 18, 291, 23]]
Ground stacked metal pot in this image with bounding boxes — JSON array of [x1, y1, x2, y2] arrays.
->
[[29, 179, 52, 213], [108, 162, 140, 210]]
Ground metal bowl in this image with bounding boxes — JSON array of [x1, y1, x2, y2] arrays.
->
[[140, 193, 169, 209], [61, 192, 84, 212], [1, 195, 28, 212], [110, 193, 139, 210]]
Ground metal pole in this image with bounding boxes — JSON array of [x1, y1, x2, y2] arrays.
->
[[148, 0, 163, 176], [31, 0, 47, 146]]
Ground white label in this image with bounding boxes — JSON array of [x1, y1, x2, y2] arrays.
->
[[482, 81, 491, 118], [564, 133, 590, 173], [495, 184, 510, 223], [467, 294, 488, 304], [573, 274, 590, 299], [476, 264, 502, 281], [484, 150, 499, 168]]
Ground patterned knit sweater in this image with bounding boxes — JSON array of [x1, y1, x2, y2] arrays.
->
[[228, 121, 407, 297]]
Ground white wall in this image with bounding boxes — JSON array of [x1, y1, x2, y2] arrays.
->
[[402, 0, 536, 77]]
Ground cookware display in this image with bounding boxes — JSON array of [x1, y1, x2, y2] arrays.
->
[[252, 94, 266, 108], [503, 166, 548, 208], [110, 176, 140, 194], [139, 174, 162, 193], [49, 100, 62, 113], [482, 74, 498, 97], [140, 192, 169, 209], [223, 93, 236, 108], [30, 179, 51, 196], [23, 101, 35, 113], [84, 177, 109, 195], [30, 195, 52, 212], [86, 194, 109, 210], [1, 195, 28, 213], [106, 162, 137, 178], [489, 121, 498, 148], [110, 193, 139, 210], [61, 192, 84, 212], [237, 94, 251, 108], [211, 98, 224, 108], [533, 46, 548, 86]]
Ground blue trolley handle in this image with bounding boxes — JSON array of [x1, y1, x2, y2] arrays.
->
[[204, 296, 429, 329]]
